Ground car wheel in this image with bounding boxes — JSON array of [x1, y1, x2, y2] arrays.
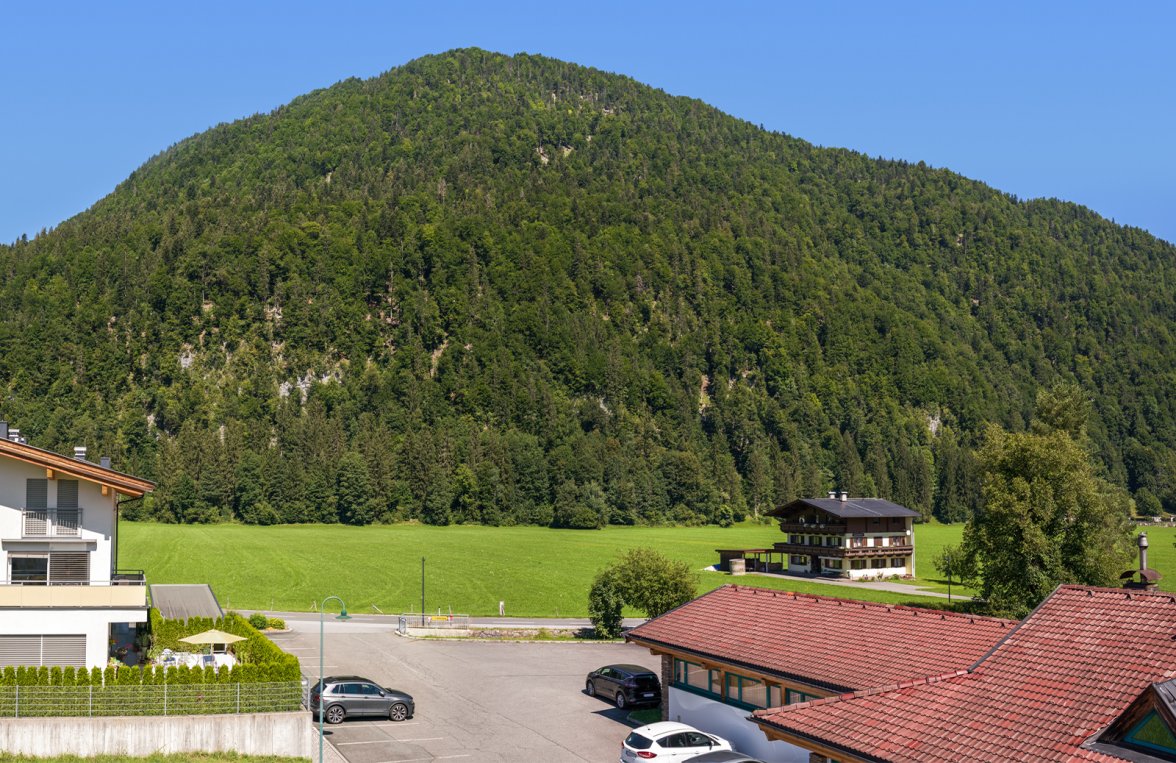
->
[[389, 702, 409, 722], [326, 705, 346, 724], [615, 692, 627, 710], [586, 680, 596, 697]]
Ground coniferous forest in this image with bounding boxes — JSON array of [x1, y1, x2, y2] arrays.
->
[[1, 49, 1173, 527]]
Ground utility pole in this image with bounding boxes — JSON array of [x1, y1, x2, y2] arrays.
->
[[421, 557, 426, 627]]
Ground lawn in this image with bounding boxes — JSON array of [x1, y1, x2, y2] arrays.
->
[[121, 521, 1174, 617]]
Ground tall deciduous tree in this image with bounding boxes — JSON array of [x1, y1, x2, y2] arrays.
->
[[962, 389, 1134, 615]]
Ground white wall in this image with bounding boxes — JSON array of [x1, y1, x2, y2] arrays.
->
[[0, 608, 147, 667], [668, 687, 809, 763], [0, 455, 117, 583]]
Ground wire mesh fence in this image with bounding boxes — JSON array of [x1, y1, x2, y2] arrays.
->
[[0, 681, 303, 717]]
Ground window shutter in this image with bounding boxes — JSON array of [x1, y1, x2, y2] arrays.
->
[[55, 508, 80, 536], [41, 635, 86, 668], [26, 478, 47, 508], [0, 636, 41, 667], [49, 552, 90, 583], [57, 479, 78, 508]]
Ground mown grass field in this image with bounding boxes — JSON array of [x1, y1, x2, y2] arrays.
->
[[121, 521, 1176, 617]]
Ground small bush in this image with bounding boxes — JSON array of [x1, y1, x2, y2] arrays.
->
[[248, 613, 269, 630], [267, 617, 286, 630]]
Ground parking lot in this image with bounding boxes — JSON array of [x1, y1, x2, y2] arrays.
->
[[269, 615, 660, 762]]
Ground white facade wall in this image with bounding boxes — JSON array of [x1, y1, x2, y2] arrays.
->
[[668, 687, 808, 763], [0, 608, 147, 667], [0, 453, 140, 668], [0, 456, 118, 583]]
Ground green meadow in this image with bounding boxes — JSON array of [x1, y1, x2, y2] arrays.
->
[[121, 521, 1175, 617]]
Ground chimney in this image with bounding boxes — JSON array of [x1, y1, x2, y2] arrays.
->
[[1122, 532, 1161, 590], [839, 490, 848, 502], [0, 421, 7, 441], [100, 456, 111, 469], [8, 428, 20, 442], [73, 446, 87, 461], [827, 490, 837, 499]]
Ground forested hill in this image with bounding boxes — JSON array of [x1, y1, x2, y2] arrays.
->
[[1, 48, 1173, 527]]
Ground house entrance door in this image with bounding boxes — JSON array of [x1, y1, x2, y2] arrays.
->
[[810, 555, 820, 573]]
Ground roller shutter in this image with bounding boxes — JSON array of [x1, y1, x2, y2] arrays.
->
[[49, 552, 89, 583], [0, 635, 85, 667]]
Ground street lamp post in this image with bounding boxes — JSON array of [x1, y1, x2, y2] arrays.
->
[[318, 595, 351, 763]]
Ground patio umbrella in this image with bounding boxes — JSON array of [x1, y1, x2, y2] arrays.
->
[[179, 628, 246, 650]]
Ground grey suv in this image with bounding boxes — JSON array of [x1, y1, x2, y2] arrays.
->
[[309, 675, 414, 723]]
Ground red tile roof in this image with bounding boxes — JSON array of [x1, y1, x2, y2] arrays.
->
[[753, 585, 1176, 762], [626, 585, 1015, 692]]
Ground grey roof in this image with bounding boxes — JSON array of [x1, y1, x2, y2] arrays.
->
[[149, 584, 224, 620], [772, 497, 920, 519]]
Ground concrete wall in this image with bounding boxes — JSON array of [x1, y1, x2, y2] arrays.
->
[[0, 712, 313, 758], [668, 687, 809, 763]]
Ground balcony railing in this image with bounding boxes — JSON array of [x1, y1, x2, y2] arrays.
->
[[22, 508, 82, 537], [0, 578, 147, 608], [775, 522, 848, 534], [773, 542, 912, 559]]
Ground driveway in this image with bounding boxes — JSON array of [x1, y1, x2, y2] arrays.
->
[[269, 615, 659, 762]]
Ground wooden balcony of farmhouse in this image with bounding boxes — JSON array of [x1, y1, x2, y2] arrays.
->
[[770, 541, 912, 559]]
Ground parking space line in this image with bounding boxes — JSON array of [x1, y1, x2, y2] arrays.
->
[[338, 738, 443, 746], [373, 757, 469, 762]]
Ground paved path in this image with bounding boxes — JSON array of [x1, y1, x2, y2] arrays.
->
[[732, 570, 958, 599], [243, 610, 647, 629]]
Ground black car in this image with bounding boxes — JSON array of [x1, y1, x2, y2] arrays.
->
[[309, 675, 414, 723], [685, 751, 767, 762], [585, 663, 661, 709]]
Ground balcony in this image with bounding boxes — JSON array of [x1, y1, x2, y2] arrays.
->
[[775, 522, 847, 534], [22, 508, 82, 538], [773, 542, 911, 559], [0, 570, 147, 608]]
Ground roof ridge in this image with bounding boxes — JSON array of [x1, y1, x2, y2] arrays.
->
[[724, 584, 1016, 624], [1058, 583, 1176, 600]]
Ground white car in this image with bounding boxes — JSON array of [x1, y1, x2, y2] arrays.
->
[[620, 721, 733, 761]]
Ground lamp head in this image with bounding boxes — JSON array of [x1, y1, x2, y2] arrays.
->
[[335, 609, 351, 621]]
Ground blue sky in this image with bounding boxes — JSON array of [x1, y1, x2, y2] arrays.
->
[[2, 2, 1173, 244]]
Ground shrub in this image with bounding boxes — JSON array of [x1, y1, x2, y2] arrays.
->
[[248, 612, 269, 630], [588, 570, 625, 638], [267, 617, 286, 630]]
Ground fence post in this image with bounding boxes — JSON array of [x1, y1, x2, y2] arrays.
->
[[164, 683, 168, 716], [13, 685, 17, 719], [236, 682, 240, 714], [89, 684, 93, 717]]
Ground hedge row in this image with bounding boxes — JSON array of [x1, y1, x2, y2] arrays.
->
[[0, 681, 303, 717], [0, 611, 299, 686]]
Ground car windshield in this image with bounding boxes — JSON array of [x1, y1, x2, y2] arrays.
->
[[624, 732, 654, 750]]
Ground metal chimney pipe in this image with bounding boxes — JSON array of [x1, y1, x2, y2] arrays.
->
[[0, 421, 7, 441], [100, 456, 111, 469], [827, 490, 837, 499], [839, 490, 848, 502], [1139, 532, 1149, 571], [73, 446, 87, 461]]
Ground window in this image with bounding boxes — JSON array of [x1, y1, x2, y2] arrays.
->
[[872, 558, 888, 569], [851, 559, 866, 570], [57, 480, 79, 508], [768, 684, 783, 707], [824, 558, 843, 570], [726, 673, 768, 708], [673, 659, 720, 696], [10, 554, 48, 584], [789, 555, 807, 565], [49, 552, 89, 584], [1124, 710, 1176, 757], [789, 534, 802, 544], [786, 688, 820, 704]]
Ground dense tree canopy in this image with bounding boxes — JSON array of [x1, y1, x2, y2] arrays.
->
[[961, 390, 1135, 615], [0, 49, 1173, 527]]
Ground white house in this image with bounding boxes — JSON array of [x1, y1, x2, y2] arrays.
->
[[0, 422, 154, 669]]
